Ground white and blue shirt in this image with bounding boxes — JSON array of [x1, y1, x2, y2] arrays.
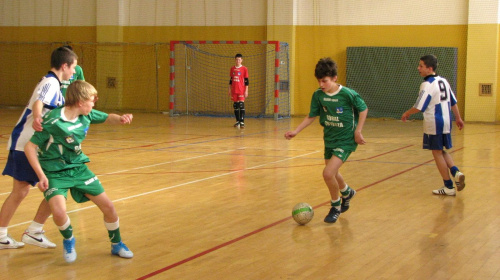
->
[[6, 72, 65, 151], [414, 75, 457, 135]]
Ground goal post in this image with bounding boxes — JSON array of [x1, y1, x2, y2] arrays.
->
[[169, 41, 290, 120]]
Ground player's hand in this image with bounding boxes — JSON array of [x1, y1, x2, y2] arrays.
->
[[456, 119, 464, 130], [355, 131, 366, 144], [284, 131, 297, 140], [33, 117, 43, 131], [245, 92, 248, 98], [120, 114, 133, 124], [37, 176, 49, 192], [401, 112, 409, 122]]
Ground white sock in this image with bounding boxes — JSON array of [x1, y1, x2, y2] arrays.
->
[[0, 227, 7, 239], [58, 216, 71, 231], [340, 184, 349, 193], [27, 221, 44, 233], [104, 218, 119, 231]]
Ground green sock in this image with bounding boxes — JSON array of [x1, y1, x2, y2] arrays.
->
[[340, 185, 351, 197], [108, 228, 122, 243], [59, 225, 73, 239], [331, 198, 341, 210]]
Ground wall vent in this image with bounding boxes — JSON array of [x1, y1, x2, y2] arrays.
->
[[107, 77, 117, 89], [479, 83, 492, 96]]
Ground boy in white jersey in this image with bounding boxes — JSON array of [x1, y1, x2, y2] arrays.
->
[[0, 46, 77, 249], [402, 54, 465, 196], [285, 57, 368, 223], [24, 80, 134, 263]]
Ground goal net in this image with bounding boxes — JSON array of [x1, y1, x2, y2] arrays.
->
[[169, 41, 290, 119], [346, 47, 458, 120]]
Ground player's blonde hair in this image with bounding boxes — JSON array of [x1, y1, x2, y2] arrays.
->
[[65, 80, 97, 106]]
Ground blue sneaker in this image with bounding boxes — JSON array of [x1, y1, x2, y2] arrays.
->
[[63, 237, 76, 263], [111, 241, 134, 259]]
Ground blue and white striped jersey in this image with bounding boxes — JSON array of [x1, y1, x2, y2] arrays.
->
[[414, 75, 457, 135], [6, 72, 65, 151]]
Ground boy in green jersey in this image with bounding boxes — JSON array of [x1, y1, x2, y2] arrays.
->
[[24, 80, 134, 263], [285, 57, 368, 224]]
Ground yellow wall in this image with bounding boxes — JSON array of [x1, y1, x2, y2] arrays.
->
[[294, 25, 468, 115]]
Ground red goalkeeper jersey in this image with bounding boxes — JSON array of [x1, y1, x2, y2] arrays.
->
[[230, 65, 248, 94]]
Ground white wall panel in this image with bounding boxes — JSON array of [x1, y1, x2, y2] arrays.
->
[[467, 0, 499, 24], [2, 0, 491, 27], [294, 0, 468, 26], [1, 0, 95, 26]]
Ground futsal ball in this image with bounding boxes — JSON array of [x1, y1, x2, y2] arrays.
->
[[292, 202, 314, 225]]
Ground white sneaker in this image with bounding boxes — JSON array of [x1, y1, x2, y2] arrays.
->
[[0, 235, 25, 249], [22, 230, 56, 249], [63, 237, 77, 263], [454, 171, 465, 191], [432, 186, 456, 196], [111, 241, 134, 259]]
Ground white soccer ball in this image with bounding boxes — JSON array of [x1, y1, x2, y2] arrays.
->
[[292, 202, 314, 225]]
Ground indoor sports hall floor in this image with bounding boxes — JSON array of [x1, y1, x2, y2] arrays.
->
[[0, 108, 498, 280]]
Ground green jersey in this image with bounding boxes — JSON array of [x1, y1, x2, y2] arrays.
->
[[309, 85, 367, 150], [30, 107, 108, 173], [61, 65, 85, 97]]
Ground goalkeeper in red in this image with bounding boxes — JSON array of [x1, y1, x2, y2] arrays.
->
[[228, 53, 249, 128], [285, 57, 368, 224], [24, 80, 134, 263]]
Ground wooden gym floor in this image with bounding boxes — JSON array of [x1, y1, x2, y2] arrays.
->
[[0, 108, 498, 280]]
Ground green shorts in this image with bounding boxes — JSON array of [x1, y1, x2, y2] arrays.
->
[[44, 165, 104, 203], [324, 146, 353, 162]]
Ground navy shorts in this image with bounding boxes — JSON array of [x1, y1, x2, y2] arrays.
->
[[2, 150, 39, 186], [423, 133, 452, 150]]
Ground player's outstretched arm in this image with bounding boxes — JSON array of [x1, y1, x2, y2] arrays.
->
[[104, 114, 133, 125], [401, 107, 421, 122], [285, 116, 316, 140]]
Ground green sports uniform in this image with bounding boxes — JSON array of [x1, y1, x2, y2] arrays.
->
[[30, 107, 108, 203], [308, 85, 367, 161], [61, 65, 84, 97]]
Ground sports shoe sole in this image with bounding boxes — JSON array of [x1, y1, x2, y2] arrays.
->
[[432, 188, 456, 196], [456, 174, 465, 191]]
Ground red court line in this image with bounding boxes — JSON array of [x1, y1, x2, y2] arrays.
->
[[86, 135, 211, 156], [136, 147, 464, 280]]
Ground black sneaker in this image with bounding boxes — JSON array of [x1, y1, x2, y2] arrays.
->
[[324, 207, 341, 223], [239, 122, 245, 128], [341, 188, 356, 213], [233, 122, 240, 128]]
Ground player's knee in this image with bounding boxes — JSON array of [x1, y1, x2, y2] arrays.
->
[[322, 169, 337, 181], [239, 102, 245, 110], [233, 102, 239, 110]]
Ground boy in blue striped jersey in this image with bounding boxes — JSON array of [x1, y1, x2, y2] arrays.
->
[[402, 54, 465, 196]]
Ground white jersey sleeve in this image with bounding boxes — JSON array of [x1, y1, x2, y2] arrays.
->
[[6, 73, 64, 151]]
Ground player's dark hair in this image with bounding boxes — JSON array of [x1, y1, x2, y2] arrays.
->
[[235, 53, 243, 58], [420, 54, 438, 71], [63, 45, 73, 51], [51, 46, 78, 70], [315, 57, 337, 79]]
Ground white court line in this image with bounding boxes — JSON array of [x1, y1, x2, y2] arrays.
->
[[7, 149, 319, 228], [0, 149, 238, 196]]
